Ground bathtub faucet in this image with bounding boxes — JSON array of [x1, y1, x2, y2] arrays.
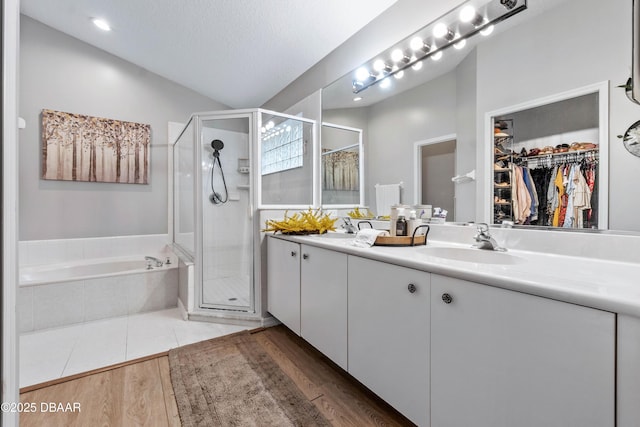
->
[[145, 256, 164, 268]]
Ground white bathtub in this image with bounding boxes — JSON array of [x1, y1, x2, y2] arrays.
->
[[19, 253, 179, 332], [20, 256, 176, 286]]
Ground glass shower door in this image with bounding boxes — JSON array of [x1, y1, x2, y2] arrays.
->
[[199, 114, 253, 311]]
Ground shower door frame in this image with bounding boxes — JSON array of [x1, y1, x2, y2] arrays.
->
[[194, 110, 258, 313]]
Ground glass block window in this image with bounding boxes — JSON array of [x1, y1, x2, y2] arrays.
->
[[261, 119, 304, 175]]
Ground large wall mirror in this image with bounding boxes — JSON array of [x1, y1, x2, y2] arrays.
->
[[321, 0, 640, 233]]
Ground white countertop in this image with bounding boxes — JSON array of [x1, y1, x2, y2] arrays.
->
[[268, 232, 640, 317]]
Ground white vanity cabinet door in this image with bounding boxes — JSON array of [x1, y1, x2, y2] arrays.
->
[[348, 255, 430, 427], [300, 244, 348, 370], [431, 274, 615, 427], [267, 237, 301, 335]]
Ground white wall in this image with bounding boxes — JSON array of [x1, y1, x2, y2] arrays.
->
[[19, 16, 228, 240]]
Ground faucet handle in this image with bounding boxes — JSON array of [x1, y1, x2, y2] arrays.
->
[[476, 222, 490, 234]]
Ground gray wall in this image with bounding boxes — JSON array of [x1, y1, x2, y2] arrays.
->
[[19, 16, 228, 240]]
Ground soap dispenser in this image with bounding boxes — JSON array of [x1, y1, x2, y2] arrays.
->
[[395, 215, 407, 236]]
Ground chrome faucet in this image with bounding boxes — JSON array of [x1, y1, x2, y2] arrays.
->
[[341, 217, 357, 234], [473, 223, 506, 251], [145, 256, 164, 267]]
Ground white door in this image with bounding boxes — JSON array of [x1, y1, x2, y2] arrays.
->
[[431, 274, 615, 427], [348, 256, 430, 427], [300, 244, 348, 370], [266, 238, 301, 335]]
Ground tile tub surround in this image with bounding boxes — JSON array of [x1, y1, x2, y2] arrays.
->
[[18, 235, 178, 333], [19, 234, 171, 267], [19, 267, 178, 332]]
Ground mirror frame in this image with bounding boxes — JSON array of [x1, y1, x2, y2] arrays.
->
[[633, 0, 640, 103], [320, 121, 365, 208], [481, 81, 610, 228]]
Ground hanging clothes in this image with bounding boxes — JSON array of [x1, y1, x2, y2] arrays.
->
[[552, 166, 565, 227], [513, 165, 531, 224]]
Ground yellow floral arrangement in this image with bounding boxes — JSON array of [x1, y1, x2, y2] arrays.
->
[[263, 208, 338, 235], [347, 207, 375, 219]]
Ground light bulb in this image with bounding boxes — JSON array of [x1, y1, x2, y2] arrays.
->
[[412, 61, 423, 71], [459, 5, 476, 23], [92, 18, 111, 31], [410, 37, 425, 51], [391, 49, 405, 63], [379, 78, 391, 89], [454, 37, 466, 49], [355, 67, 370, 82], [480, 24, 494, 36], [433, 23, 449, 38], [373, 59, 386, 72], [394, 70, 405, 79], [431, 51, 443, 61]]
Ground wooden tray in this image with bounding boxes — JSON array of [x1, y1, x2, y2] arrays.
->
[[374, 234, 426, 246], [373, 224, 430, 247]]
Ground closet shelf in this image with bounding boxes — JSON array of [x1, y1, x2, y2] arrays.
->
[[523, 148, 598, 160]]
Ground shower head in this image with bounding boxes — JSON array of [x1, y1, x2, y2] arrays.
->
[[211, 139, 224, 151]]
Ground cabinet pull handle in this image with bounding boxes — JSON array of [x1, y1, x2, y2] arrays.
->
[[291, 251, 297, 257], [442, 293, 453, 304], [407, 283, 417, 293], [303, 254, 309, 260]]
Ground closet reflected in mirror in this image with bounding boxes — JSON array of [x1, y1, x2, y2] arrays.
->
[[488, 83, 608, 229]]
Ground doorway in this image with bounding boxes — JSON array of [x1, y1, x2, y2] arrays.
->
[[414, 135, 456, 220]]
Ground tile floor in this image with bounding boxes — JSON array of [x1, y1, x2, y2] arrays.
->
[[19, 307, 247, 388]]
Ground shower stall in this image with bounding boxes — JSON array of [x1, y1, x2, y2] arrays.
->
[[172, 109, 316, 321]]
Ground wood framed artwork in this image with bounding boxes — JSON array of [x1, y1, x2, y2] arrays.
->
[[41, 109, 151, 184]]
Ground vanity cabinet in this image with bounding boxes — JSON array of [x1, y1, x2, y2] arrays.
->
[[347, 255, 430, 427], [430, 274, 615, 427], [300, 244, 348, 370], [267, 237, 301, 335], [267, 237, 348, 368]]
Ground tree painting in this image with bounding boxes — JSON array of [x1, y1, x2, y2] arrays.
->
[[41, 109, 151, 184]]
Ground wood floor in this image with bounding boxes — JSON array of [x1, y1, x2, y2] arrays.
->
[[20, 325, 414, 426]]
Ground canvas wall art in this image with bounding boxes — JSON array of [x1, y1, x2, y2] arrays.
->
[[41, 109, 151, 184]]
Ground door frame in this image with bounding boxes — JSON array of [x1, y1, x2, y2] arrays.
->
[[413, 134, 457, 206]]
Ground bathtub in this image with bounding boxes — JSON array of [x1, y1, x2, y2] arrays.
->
[[19, 253, 179, 333], [20, 256, 175, 286]]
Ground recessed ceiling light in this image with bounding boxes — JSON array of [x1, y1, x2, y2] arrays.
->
[[92, 18, 111, 31], [353, 97, 362, 102]]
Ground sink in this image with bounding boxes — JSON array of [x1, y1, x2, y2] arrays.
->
[[419, 246, 525, 265]]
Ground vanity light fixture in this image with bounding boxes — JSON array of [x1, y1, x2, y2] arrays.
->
[[453, 36, 467, 50], [92, 18, 111, 31], [352, 0, 527, 94], [480, 24, 495, 36]]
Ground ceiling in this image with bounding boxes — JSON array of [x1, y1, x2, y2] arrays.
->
[[20, 0, 398, 108]]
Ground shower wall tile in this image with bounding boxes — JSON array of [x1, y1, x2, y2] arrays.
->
[[33, 281, 84, 330]]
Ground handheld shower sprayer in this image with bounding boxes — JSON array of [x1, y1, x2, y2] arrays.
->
[[209, 139, 229, 204]]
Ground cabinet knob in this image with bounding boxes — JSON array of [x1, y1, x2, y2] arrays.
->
[[291, 251, 297, 257], [442, 293, 453, 304], [303, 254, 309, 260], [407, 283, 417, 293]]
